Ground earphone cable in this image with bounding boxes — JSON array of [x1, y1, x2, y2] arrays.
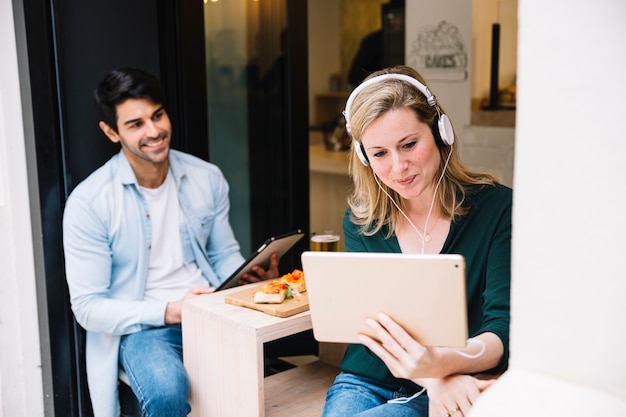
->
[[373, 147, 453, 254]]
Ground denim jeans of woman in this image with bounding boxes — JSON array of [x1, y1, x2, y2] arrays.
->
[[321, 372, 428, 417], [119, 324, 190, 417]]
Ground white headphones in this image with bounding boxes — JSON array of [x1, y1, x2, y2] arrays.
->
[[343, 73, 454, 166]]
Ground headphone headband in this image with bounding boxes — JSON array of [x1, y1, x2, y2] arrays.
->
[[344, 73, 437, 136], [344, 72, 454, 166]]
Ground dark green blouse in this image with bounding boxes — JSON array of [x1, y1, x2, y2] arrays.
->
[[339, 184, 512, 389]]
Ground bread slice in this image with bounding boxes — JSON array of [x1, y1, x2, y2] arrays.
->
[[277, 269, 306, 293], [253, 281, 287, 304]]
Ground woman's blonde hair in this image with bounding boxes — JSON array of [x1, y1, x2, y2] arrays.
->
[[346, 65, 499, 237]]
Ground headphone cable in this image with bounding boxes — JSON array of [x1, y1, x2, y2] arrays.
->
[[373, 147, 453, 254]]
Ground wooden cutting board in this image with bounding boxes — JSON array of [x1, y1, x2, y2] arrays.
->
[[224, 283, 309, 318]]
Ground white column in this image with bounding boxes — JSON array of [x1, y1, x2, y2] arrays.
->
[[0, 2, 46, 416], [470, 1, 626, 415]]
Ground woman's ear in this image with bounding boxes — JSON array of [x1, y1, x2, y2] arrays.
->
[[99, 121, 120, 143]]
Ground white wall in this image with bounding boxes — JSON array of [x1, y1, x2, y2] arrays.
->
[[0, 2, 45, 417], [470, 0, 626, 415], [460, 125, 515, 188], [406, 0, 472, 128]]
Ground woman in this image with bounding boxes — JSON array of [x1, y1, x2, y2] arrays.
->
[[321, 66, 511, 417]]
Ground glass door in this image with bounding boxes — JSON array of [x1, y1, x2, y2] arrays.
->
[[203, 0, 309, 266], [204, 0, 264, 253]]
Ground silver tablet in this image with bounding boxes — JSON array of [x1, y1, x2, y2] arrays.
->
[[301, 251, 468, 347]]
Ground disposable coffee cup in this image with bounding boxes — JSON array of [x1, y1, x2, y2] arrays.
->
[[310, 231, 340, 251]]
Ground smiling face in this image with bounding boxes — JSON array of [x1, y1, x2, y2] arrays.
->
[[360, 107, 441, 204], [99, 98, 172, 184]]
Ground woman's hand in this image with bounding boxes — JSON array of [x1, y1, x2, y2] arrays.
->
[[358, 312, 498, 417], [358, 312, 442, 380], [239, 252, 280, 284], [424, 375, 495, 417]]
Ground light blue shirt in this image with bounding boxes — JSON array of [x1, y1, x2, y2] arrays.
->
[[62, 149, 245, 417]]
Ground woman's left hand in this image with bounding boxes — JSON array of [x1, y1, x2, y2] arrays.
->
[[358, 312, 497, 416], [424, 374, 495, 417]]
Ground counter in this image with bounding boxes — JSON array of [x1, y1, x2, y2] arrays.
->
[[308, 142, 351, 251]]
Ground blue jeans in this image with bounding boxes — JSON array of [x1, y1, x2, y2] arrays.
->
[[119, 324, 190, 417], [321, 372, 428, 417]]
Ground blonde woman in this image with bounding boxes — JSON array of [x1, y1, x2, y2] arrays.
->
[[321, 66, 511, 417]]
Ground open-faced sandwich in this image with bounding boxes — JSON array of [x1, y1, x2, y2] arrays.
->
[[253, 269, 306, 304], [276, 269, 306, 293]]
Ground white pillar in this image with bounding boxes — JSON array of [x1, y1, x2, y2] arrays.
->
[[0, 1, 46, 416], [470, 1, 626, 415]]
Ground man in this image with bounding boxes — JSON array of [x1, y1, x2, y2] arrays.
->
[[63, 67, 278, 417]]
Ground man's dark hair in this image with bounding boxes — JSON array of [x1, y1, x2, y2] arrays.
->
[[94, 68, 166, 132]]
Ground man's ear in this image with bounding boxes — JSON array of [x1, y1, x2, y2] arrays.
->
[[99, 121, 120, 143]]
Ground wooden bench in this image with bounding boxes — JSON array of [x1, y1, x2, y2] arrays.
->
[[182, 283, 346, 417]]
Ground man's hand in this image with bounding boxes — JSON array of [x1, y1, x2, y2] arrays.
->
[[164, 286, 215, 324], [238, 252, 280, 285]]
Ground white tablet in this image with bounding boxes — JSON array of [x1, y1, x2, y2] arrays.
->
[[301, 251, 468, 347], [216, 230, 305, 291]]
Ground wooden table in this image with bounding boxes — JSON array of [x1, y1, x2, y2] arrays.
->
[[182, 282, 338, 416]]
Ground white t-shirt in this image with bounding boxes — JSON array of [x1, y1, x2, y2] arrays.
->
[[139, 171, 205, 302]]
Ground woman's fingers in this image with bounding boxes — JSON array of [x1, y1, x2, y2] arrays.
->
[[375, 313, 424, 355], [358, 313, 431, 380]]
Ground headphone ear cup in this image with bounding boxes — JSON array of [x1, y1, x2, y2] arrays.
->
[[437, 114, 455, 146], [353, 140, 370, 166], [432, 116, 445, 147]]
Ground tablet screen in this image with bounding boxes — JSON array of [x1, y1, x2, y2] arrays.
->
[[216, 230, 304, 291]]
